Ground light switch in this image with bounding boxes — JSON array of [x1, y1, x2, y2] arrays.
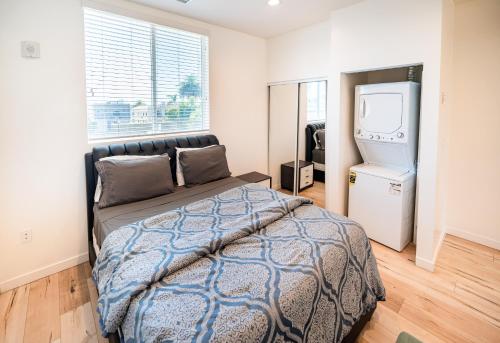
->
[[441, 91, 446, 105], [21, 41, 40, 58]]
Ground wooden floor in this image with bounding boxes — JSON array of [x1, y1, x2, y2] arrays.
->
[[0, 263, 105, 343], [1, 182, 499, 342], [360, 237, 500, 343], [280, 181, 326, 208]]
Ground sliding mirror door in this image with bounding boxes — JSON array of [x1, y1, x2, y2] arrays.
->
[[269, 80, 327, 201], [269, 84, 299, 194], [299, 80, 327, 206]]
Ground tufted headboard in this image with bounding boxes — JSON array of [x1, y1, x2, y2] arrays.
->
[[84, 134, 219, 250], [305, 122, 325, 162]]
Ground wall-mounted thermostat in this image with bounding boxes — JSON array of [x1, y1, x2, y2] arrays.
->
[[21, 41, 40, 58]]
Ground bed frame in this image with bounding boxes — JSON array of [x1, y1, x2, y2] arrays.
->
[[84, 133, 374, 343], [105, 309, 374, 343], [104, 308, 374, 343], [305, 122, 325, 182]]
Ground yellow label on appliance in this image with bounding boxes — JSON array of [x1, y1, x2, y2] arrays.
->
[[349, 171, 356, 185]]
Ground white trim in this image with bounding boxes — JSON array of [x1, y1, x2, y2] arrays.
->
[[446, 226, 500, 250], [82, 0, 210, 37], [268, 77, 328, 86], [0, 253, 89, 293], [340, 62, 423, 75], [415, 256, 435, 272], [415, 230, 445, 272]]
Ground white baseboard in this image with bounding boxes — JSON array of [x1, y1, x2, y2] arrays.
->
[[415, 230, 446, 272], [0, 252, 89, 293], [446, 226, 500, 250], [415, 256, 435, 272]]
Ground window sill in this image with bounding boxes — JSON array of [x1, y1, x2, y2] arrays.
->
[[88, 130, 210, 146]]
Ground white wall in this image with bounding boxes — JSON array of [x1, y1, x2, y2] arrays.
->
[[337, 73, 366, 212], [444, 0, 500, 249], [327, 0, 449, 271], [436, 0, 455, 253], [266, 22, 331, 192], [0, 0, 268, 291], [266, 21, 331, 195], [267, 21, 330, 83]]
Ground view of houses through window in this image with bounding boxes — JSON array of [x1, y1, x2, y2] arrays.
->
[[84, 9, 209, 140]]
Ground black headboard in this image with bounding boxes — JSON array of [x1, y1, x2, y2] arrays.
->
[[305, 122, 325, 162], [84, 134, 219, 259]]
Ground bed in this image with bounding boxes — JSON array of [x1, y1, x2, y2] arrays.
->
[[85, 134, 385, 343], [305, 122, 326, 182]]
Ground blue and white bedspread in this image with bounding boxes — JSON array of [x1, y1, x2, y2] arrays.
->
[[93, 184, 385, 342]]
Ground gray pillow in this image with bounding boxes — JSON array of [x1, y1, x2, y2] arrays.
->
[[95, 154, 174, 208], [315, 129, 326, 149], [179, 145, 231, 186]]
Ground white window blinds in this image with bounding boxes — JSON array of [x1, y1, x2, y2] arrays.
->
[[84, 8, 209, 141]]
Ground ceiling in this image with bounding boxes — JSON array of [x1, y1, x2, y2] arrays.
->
[[129, 0, 362, 38]]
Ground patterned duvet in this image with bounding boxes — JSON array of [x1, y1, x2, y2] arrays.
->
[[93, 184, 385, 342]]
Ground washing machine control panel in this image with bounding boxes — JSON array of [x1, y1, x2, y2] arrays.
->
[[355, 129, 408, 143]]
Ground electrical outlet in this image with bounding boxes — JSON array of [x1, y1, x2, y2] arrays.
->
[[21, 229, 32, 243]]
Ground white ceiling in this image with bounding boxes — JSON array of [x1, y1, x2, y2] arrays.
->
[[129, 0, 362, 38]]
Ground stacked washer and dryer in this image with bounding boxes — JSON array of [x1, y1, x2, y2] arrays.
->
[[348, 81, 420, 252]]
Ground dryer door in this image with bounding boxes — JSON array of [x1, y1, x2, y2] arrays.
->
[[359, 93, 403, 134]]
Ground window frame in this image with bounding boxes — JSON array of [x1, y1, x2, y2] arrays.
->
[[83, 8, 210, 142], [305, 80, 327, 124]]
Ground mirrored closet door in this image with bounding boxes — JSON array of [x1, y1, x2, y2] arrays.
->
[[269, 83, 299, 194], [269, 80, 327, 204]]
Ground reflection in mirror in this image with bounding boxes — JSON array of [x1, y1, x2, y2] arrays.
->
[[300, 80, 326, 207]]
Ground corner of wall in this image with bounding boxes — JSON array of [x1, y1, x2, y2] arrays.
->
[[415, 229, 445, 272]]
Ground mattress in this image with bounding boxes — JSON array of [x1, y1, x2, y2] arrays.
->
[[93, 176, 247, 247], [312, 148, 325, 165]]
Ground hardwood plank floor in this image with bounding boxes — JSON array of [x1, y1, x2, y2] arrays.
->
[[60, 303, 97, 343], [0, 285, 29, 343], [1, 183, 499, 342], [364, 239, 500, 343], [58, 265, 91, 315], [24, 275, 60, 343], [279, 181, 326, 208]]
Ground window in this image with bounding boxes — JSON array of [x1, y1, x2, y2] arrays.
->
[[306, 81, 327, 123], [84, 8, 209, 141]]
